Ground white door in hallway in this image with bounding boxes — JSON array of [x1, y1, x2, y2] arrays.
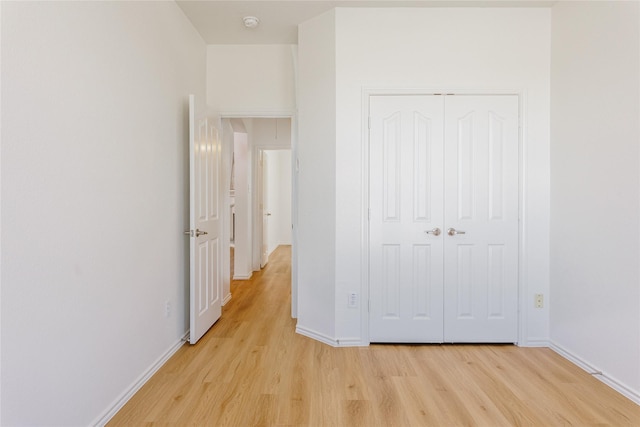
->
[[188, 95, 222, 345], [369, 94, 519, 343]]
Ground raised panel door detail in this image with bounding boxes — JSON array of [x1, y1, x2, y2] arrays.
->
[[381, 244, 401, 319], [414, 113, 432, 222], [487, 244, 505, 319], [198, 120, 208, 222], [412, 244, 432, 319], [489, 112, 505, 221], [197, 240, 209, 315], [383, 112, 402, 222], [208, 124, 220, 221], [457, 113, 474, 221], [456, 245, 474, 319], [197, 120, 221, 222], [209, 237, 221, 307]]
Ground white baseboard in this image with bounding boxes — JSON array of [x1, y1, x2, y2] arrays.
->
[[222, 292, 232, 306], [91, 331, 189, 426], [550, 341, 640, 405], [233, 273, 252, 280], [519, 338, 549, 347], [335, 337, 367, 347], [295, 325, 338, 347]]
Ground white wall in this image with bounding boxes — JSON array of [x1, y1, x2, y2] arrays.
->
[[297, 10, 337, 342], [297, 7, 551, 345], [207, 45, 296, 115], [550, 1, 640, 400], [252, 118, 292, 149], [0, 2, 206, 425]]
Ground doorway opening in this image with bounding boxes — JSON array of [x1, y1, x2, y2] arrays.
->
[[221, 117, 294, 313], [257, 148, 292, 268]]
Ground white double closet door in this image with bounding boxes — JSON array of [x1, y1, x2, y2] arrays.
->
[[369, 94, 519, 343]]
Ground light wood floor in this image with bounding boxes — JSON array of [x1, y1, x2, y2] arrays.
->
[[109, 245, 640, 426]]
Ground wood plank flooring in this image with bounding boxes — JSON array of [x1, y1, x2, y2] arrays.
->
[[109, 245, 640, 426]]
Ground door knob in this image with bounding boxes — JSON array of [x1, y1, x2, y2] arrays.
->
[[425, 228, 441, 236], [447, 228, 466, 236], [184, 229, 208, 237]]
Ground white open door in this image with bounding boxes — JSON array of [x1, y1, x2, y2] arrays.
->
[[187, 95, 222, 345]]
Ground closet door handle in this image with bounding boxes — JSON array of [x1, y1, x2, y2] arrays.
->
[[425, 228, 441, 236], [447, 228, 466, 236]]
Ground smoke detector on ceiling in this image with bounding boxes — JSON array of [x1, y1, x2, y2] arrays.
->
[[243, 16, 260, 29]]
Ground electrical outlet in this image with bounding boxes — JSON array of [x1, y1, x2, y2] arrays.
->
[[348, 292, 359, 308], [165, 301, 171, 318], [534, 294, 544, 309]]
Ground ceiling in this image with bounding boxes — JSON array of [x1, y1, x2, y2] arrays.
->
[[176, 0, 555, 44]]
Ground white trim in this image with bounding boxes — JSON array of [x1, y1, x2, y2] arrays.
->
[[232, 273, 252, 280], [91, 331, 189, 426], [295, 325, 338, 347], [222, 293, 232, 306], [220, 111, 296, 119], [360, 87, 522, 97], [0, 2, 3, 419], [517, 90, 529, 347], [361, 88, 527, 345], [290, 45, 299, 320], [290, 114, 299, 319], [335, 338, 367, 347], [221, 119, 234, 319], [519, 339, 549, 348], [550, 341, 640, 405], [360, 88, 371, 344]]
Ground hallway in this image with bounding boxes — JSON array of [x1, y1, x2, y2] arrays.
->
[[109, 245, 639, 425]]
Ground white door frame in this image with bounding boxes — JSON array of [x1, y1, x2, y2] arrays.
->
[[360, 88, 527, 345], [220, 112, 298, 319]]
